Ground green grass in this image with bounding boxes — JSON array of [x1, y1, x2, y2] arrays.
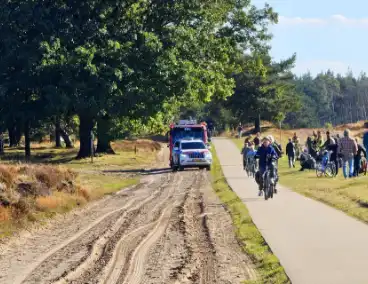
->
[[0, 142, 158, 172], [210, 144, 290, 284], [233, 138, 368, 224]]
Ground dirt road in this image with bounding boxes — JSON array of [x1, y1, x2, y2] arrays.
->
[[0, 153, 255, 284]]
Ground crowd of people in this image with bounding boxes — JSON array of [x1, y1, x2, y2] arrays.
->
[[286, 127, 368, 178], [240, 123, 368, 196]]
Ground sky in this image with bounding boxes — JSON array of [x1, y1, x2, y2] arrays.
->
[[253, 0, 368, 76]]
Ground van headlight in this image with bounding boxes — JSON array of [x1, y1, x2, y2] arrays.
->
[[204, 152, 212, 159], [180, 153, 188, 160]]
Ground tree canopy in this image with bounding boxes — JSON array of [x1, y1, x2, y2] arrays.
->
[[0, 0, 282, 157]]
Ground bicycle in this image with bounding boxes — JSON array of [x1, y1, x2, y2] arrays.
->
[[246, 156, 257, 178], [262, 158, 277, 200], [316, 151, 336, 177]]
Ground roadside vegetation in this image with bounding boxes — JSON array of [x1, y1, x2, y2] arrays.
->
[[210, 144, 289, 283], [233, 123, 368, 224], [0, 139, 160, 239]]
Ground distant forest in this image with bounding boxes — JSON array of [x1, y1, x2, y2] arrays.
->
[[285, 70, 368, 128]]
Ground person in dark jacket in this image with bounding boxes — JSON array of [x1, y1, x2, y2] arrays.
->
[[255, 136, 278, 196], [326, 143, 339, 175], [299, 149, 316, 171], [354, 138, 367, 176], [323, 131, 336, 148], [286, 138, 295, 168], [253, 132, 261, 148], [323, 131, 338, 175]]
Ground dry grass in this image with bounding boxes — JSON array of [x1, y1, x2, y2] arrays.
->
[[111, 140, 161, 152], [0, 139, 161, 239], [0, 207, 10, 222]]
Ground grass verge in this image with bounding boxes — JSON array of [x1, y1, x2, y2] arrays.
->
[[210, 144, 289, 283], [233, 137, 368, 224]]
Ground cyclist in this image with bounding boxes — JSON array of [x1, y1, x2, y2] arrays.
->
[[322, 131, 338, 175], [246, 142, 257, 174], [269, 135, 281, 188], [241, 140, 251, 170], [255, 136, 278, 196]]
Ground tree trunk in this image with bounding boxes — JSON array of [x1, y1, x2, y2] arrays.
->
[[77, 114, 95, 159], [55, 118, 62, 148], [8, 126, 17, 147], [96, 116, 115, 154], [24, 120, 31, 158], [15, 123, 22, 146], [60, 128, 74, 148], [254, 114, 261, 134]]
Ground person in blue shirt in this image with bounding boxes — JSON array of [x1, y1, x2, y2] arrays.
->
[[246, 142, 257, 172], [255, 136, 278, 196]]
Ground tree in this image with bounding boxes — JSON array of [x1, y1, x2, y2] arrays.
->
[[226, 53, 300, 132]]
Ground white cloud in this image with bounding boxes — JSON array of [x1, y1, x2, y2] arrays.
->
[[278, 16, 326, 25], [279, 15, 368, 26]]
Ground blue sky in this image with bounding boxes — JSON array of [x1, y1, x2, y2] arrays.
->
[[254, 0, 368, 76]]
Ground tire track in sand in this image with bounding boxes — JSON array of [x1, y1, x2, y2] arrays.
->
[[119, 173, 200, 284], [98, 173, 185, 284], [51, 174, 176, 284], [172, 171, 217, 284], [17, 177, 162, 284]]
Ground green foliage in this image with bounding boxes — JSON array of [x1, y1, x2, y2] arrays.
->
[[0, 0, 282, 156]]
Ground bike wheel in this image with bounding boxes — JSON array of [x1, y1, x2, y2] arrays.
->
[[316, 163, 323, 177], [264, 174, 269, 200], [270, 184, 274, 198], [325, 163, 336, 177]]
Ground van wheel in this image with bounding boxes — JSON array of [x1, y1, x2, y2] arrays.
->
[[206, 166, 211, 171]]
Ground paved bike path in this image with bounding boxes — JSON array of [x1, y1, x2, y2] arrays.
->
[[213, 138, 368, 284]]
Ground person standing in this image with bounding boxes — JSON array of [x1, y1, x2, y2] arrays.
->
[[237, 123, 243, 139], [286, 138, 296, 168], [354, 138, 366, 177], [315, 130, 324, 154], [339, 129, 358, 178]]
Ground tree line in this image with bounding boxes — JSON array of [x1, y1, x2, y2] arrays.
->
[[200, 68, 368, 132], [0, 0, 284, 158], [285, 70, 368, 128]]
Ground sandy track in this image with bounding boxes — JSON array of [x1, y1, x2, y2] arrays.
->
[[0, 158, 256, 284]]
